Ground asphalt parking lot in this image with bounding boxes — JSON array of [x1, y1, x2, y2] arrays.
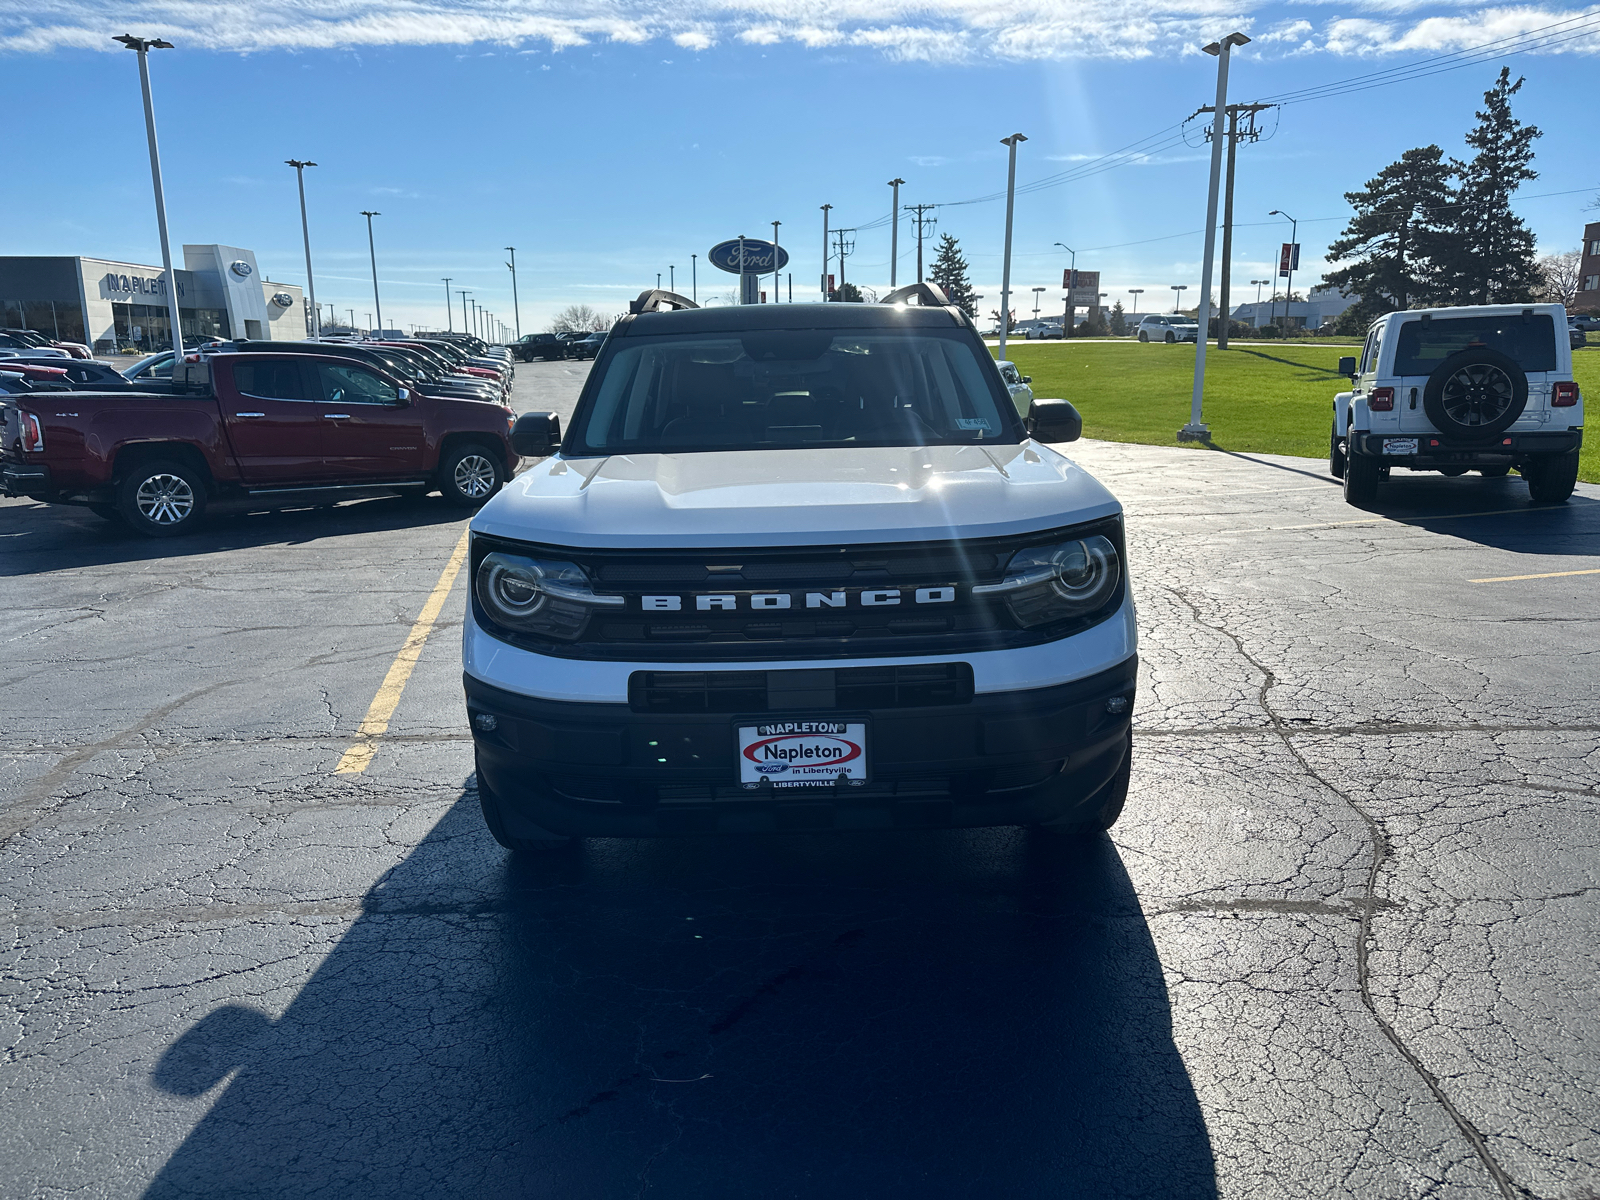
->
[[3, 358, 1598, 1199]]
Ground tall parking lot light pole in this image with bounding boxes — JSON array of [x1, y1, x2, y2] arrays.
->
[[1171, 285, 1187, 312], [1268, 208, 1298, 331], [771, 221, 780, 304], [1031, 286, 1045, 320], [691, 254, 697, 303], [1129, 288, 1144, 315], [997, 133, 1027, 361], [360, 211, 384, 334], [115, 35, 185, 358], [887, 178, 904, 288], [458, 290, 470, 335], [505, 248, 521, 340], [286, 160, 320, 337], [1055, 242, 1076, 333], [820, 204, 832, 300], [442, 278, 453, 331], [1182, 31, 1250, 444]]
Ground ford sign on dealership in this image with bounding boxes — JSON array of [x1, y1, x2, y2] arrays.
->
[[708, 239, 790, 275]]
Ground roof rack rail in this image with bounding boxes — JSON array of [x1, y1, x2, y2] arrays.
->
[[881, 282, 949, 307], [629, 288, 699, 314]]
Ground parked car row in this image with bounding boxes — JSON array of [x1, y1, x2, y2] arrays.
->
[[511, 329, 608, 362], [2, 338, 526, 536], [0, 327, 90, 358]]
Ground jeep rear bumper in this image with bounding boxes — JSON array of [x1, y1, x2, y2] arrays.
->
[[467, 657, 1137, 837], [1352, 429, 1581, 465]]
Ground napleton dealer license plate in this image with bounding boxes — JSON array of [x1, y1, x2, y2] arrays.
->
[[737, 721, 868, 788]]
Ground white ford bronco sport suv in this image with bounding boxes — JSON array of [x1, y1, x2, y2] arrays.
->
[[462, 285, 1137, 847], [1333, 303, 1583, 506]]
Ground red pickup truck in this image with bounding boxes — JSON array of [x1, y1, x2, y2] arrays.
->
[[1, 351, 519, 537]]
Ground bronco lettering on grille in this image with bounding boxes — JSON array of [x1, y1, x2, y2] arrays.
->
[[637, 587, 958, 612]]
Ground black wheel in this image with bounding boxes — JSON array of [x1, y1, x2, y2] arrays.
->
[[1423, 347, 1527, 441], [1035, 731, 1132, 836], [1164, 332, 1176, 344], [1329, 420, 1346, 479], [1343, 442, 1381, 507], [438, 443, 505, 508], [115, 459, 206, 537], [1523, 450, 1580, 504], [1138, 332, 1149, 343], [1478, 466, 1510, 477], [476, 757, 572, 851]]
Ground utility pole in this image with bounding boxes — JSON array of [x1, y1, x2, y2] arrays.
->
[[771, 220, 780, 304], [442, 278, 452, 331], [997, 133, 1026, 361], [820, 204, 831, 299], [360, 211, 383, 334], [887, 178, 904, 288], [505, 248, 521, 340], [286, 160, 319, 337], [832, 229, 856, 297], [1192, 100, 1273, 349], [905, 203, 937, 283], [691, 254, 697, 303], [1181, 32, 1249, 444]]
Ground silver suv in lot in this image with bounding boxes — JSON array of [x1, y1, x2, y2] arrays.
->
[[1133, 315, 1198, 343], [462, 286, 1137, 848], [1332, 303, 1583, 506]]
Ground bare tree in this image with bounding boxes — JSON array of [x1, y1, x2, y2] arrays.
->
[[1535, 249, 1583, 307], [548, 304, 611, 333]]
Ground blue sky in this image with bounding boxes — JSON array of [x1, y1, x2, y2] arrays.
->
[[3, 1, 1596, 333]]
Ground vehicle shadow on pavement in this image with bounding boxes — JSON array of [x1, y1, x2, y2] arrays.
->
[[144, 792, 1217, 1199], [0, 495, 469, 577], [1341, 478, 1600, 556]]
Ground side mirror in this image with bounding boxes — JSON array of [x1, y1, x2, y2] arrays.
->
[[1026, 398, 1082, 443], [1021, 376, 1032, 385], [511, 410, 561, 457], [394, 387, 411, 405], [1337, 356, 1357, 378]]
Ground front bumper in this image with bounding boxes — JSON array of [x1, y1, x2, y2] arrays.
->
[[467, 656, 1137, 837], [1353, 429, 1582, 465]]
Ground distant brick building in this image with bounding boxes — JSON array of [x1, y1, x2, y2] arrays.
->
[[1577, 221, 1600, 313]]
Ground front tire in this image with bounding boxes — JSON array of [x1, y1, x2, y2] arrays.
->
[[438, 443, 506, 508], [1329, 420, 1346, 479], [1138, 332, 1149, 343], [1343, 443, 1381, 507], [115, 460, 207, 537], [1523, 450, 1580, 504], [1164, 332, 1176, 344]]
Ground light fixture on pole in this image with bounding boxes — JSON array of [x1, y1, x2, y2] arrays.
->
[[1251, 278, 1268, 306], [669, 265, 675, 293], [820, 204, 832, 300], [887, 178, 904, 289], [771, 221, 780, 304], [442, 278, 453, 331], [997, 132, 1027, 360], [1171, 284, 1188, 312], [657, 273, 662, 290], [1181, 30, 1250, 443], [114, 34, 184, 357], [360, 210, 383, 334], [1055, 242, 1076, 332], [1268, 209, 1298, 331], [1031, 286, 1045, 320], [505, 248, 521, 340], [286, 160, 319, 337], [1128, 288, 1144, 315]]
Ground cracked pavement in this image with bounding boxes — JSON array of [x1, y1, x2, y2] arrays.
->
[[2, 360, 1598, 1198]]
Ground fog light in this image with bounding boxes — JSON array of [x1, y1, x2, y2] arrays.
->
[[1105, 696, 1129, 714], [472, 712, 498, 733]]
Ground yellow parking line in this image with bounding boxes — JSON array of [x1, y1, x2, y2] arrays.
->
[[335, 528, 471, 775], [1470, 567, 1600, 583]]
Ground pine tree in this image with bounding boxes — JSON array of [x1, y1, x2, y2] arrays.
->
[[1322, 145, 1454, 314], [929, 234, 978, 316], [1108, 300, 1126, 336], [1434, 68, 1542, 304]]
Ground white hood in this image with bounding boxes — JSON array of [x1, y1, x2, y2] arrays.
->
[[471, 442, 1121, 548]]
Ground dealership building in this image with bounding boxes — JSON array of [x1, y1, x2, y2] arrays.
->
[[0, 245, 304, 354]]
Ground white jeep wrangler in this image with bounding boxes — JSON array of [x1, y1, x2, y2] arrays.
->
[[1332, 303, 1583, 506]]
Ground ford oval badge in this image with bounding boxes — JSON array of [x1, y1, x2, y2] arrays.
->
[[707, 239, 790, 275], [270, 292, 294, 308], [230, 259, 254, 278]]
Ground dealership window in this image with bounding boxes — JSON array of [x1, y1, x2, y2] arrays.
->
[[1, 298, 86, 345], [1589, 241, 1600, 256], [1584, 275, 1600, 293], [110, 303, 230, 353]]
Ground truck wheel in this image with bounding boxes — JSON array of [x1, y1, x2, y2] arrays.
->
[[1343, 445, 1381, 507], [1422, 346, 1527, 441], [1035, 731, 1132, 837], [438, 443, 505, 508], [1523, 450, 1580, 504], [476, 758, 572, 851], [116, 460, 206, 537], [1329, 420, 1346, 479]]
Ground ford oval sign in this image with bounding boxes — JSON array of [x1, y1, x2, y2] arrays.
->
[[708, 239, 789, 275], [230, 259, 254, 278], [270, 292, 294, 309]]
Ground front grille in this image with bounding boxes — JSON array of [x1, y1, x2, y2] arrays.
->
[[471, 520, 1124, 662], [629, 662, 974, 714]]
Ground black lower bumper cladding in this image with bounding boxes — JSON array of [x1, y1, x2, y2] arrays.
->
[[466, 656, 1137, 837], [1353, 429, 1581, 465]]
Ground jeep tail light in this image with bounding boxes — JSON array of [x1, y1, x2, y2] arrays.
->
[[1369, 387, 1395, 411], [19, 412, 44, 452], [1553, 381, 1579, 407]]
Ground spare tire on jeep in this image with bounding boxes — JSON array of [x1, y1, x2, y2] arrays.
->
[[1422, 346, 1527, 441]]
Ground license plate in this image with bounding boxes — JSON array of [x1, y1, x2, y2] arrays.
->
[[737, 720, 867, 788], [1383, 438, 1418, 455]]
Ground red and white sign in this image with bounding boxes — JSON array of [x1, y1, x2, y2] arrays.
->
[[1278, 243, 1300, 277], [738, 721, 867, 786]]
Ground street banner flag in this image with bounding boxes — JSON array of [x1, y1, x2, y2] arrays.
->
[[1278, 243, 1300, 278]]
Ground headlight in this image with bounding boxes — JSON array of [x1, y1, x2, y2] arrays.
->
[[475, 551, 621, 641], [972, 535, 1121, 628]]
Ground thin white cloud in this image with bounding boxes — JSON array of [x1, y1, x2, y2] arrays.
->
[[3, 0, 1596, 61]]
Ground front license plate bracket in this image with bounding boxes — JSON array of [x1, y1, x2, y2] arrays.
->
[[737, 719, 869, 790]]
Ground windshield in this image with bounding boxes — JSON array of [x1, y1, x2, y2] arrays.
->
[[1392, 314, 1558, 375], [565, 327, 1022, 455]]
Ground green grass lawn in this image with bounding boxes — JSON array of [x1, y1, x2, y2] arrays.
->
[[997, 340, 1600, 484]]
